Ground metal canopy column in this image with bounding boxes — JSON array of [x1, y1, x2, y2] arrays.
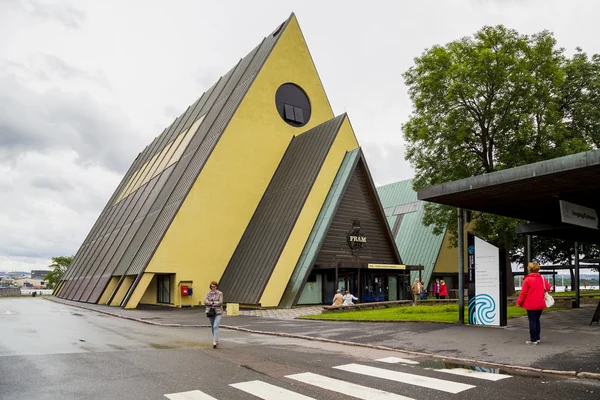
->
[[574, 242, 580, 308], [457, 207, 465, 325]]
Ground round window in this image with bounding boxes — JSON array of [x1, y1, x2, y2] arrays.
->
[[275, 83, 311, 127]]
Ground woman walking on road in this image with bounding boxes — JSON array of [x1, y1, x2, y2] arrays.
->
[[204, 281, 223, 348], [516, 262, 551, 345]]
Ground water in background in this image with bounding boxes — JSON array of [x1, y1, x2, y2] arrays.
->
[[515, 285, 599, 292]]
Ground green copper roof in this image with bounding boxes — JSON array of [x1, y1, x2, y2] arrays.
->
[[376, 179, 445, 287]]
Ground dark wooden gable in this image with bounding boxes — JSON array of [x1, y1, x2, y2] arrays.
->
[[315, 158, 399, 266]]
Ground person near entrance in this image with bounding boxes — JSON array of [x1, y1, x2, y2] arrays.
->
[[204, 281, 223, 348], [342, 290, 358, 306], [332, 289, 343, 307], [433, 278, 441, 299], [439, 280, 448, 299], [516, 262, 551, 345], [412, 278, 424, 300]]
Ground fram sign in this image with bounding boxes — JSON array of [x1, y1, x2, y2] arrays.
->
[[559, 200, 599, 230]]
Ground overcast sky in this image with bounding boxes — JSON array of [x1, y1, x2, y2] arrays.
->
[[2, 0, 600, 273]]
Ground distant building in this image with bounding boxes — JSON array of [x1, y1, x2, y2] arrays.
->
[[31, 270, 50, 280], [377, 179, 475, 296]]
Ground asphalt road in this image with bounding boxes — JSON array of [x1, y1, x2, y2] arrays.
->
[[1, 298, 598, 400]]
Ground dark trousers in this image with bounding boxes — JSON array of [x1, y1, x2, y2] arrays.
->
[[527, 309, 543, 341]]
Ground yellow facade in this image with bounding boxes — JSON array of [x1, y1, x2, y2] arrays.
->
[[109, 276, 134, 306], [130, 15, 334, 308], [98, 276, 120, 305], [259, 117, 359, 306], [124, 273, 154, 309], [433, 222, 476, 274], [139, 275, 157, 305]]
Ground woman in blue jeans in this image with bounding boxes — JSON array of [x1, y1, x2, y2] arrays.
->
[[516, 262, 551, 345], [204, 281, 223, 348]]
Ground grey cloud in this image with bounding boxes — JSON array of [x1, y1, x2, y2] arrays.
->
[[0, 70, 144, 173], [361, 141, 414, 187], [35, 54, 111, 88], [29, 175, 73, 191], [164, 105, 181, 119], [30, 0, 85, 29], [0, 0, 84, 29]]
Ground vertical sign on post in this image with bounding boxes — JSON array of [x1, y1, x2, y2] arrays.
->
[[467, 233, 507, 326]]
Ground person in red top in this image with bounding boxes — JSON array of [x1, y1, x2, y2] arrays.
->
[[439, 280, 448, 299], [516, 262, 551, 345]]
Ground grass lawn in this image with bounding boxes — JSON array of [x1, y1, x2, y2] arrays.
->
[[299, 304, 544, 323]]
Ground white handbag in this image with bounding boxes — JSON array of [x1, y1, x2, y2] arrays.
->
[[542, 276, 555, 308]]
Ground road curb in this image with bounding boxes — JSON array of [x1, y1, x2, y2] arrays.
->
[[45, 298, 599, 381]]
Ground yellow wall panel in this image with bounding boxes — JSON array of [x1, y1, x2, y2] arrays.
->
[[144, 15, 334, 300], [433, 222, 476, 273], [139, 275, 158, 305], [98, 276, 120, 305], [109, 276, 134, 307], [124, 273, 154, 309], [260, 117, 359, 306]]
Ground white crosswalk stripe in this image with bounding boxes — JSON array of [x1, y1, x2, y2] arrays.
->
[[333, 363, 476, 394], [230, 380, 316, 399], [164, 390, 218, 400], [376, 356, 420, 365], [286, 372, 414, 400], [165, 359, 514, 399], [432, 368, 512, 381]]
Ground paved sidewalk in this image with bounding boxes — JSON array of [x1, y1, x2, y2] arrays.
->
[[48, 297, 600, 378]]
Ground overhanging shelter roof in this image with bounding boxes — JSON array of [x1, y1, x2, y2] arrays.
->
[[417, 149, 600, 244]]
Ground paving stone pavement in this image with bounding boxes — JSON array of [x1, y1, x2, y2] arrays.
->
[[238, 305, 324, 319]]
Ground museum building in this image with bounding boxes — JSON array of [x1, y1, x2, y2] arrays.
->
[[55, 14, 420, 309]]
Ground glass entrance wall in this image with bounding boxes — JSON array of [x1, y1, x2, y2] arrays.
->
[[311, 268, 413, 305]]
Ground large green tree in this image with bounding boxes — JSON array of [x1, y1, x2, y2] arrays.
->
[[44, 256, 72, 289], [403, 25, 600, 292]]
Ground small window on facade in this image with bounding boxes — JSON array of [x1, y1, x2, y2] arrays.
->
[[294, 107, 304, 124], [276, 83, 311, 127], [284, 104, 296, 121]]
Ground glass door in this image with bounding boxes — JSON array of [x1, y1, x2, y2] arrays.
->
[[157, 275, 171, 304]]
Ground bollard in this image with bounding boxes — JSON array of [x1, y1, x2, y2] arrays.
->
[[227, 303, 239, 316]]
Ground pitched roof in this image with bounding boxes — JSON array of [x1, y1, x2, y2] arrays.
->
[[58, 15, 295, 303], [279, 148, 401, 307], [376, 179, 445, 286], [218, 115, 346, 305]]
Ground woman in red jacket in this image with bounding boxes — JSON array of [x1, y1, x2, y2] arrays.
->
[[516, 262, 551, 345], [439, 280, 448, 299]]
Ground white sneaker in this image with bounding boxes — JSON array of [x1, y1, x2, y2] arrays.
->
[[526, 340, 539, 345]]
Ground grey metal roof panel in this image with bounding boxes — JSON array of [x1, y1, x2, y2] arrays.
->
[[60, 123, 165, 286], [279, 149, 360, 308], [74, 174, 161, 302], [218, 115, 346, 305], [123, 35, 277, 278], [58, 16, 293, 303], [61, 110, 179, 296]]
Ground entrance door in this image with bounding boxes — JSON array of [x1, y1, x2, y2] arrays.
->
[[157, 275, 171, 304], [360, 274, 387, 302]]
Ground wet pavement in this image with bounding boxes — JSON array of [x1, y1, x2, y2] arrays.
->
[[45, 297, 600, 376], [2, 297, 600, 400]]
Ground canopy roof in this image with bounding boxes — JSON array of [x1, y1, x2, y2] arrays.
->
[[417, 150, 600, 244]]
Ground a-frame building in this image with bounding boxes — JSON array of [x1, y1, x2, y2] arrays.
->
[[56, 14, 416, 309]]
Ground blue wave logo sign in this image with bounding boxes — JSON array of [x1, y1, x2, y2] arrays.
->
[[468, 245, 475, 255], [468, 294, 497, 325]]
